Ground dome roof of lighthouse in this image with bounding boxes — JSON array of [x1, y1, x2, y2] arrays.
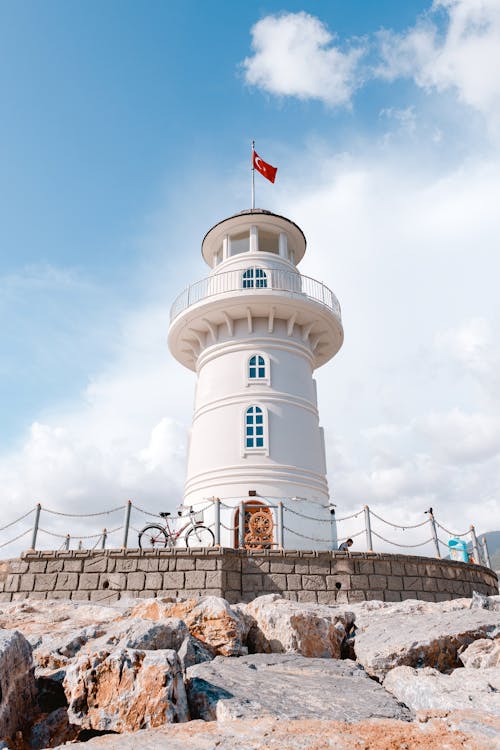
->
[[201, 209, 307, 266]]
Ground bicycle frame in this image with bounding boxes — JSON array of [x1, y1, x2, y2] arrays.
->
[[162, 512, 200, 546]]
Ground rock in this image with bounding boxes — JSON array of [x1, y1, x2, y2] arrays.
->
[[27, 707, 79, 750], [459, 638, 500, 668], [177, 634, 214, 671], [49, 715, 496, 750], [383, 665, 500, 716], [243, 594, 355, 658], [0, 629, 36, 740], [471, 592, 500, 611], [353, 605, 500, 679], [64, 647, 189, 731], [131, 597, 247, 656], [186, 654, 412, 722]]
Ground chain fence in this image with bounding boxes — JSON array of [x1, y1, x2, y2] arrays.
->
[[0, 498, 493, 569]]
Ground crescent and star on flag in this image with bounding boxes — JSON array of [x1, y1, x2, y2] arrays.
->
[[251, 140, 277, 209]]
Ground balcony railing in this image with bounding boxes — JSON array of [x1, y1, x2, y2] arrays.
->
[[170, 267, 341, 322]]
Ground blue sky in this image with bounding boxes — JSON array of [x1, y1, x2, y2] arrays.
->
[[1, 0, 499, 551]]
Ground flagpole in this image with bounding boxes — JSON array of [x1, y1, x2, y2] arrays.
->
[[251, 140, 255, 210]]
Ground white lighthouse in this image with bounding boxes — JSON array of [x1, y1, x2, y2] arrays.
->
[[168, 209, 343, 550]]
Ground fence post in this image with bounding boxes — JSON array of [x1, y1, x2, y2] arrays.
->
[[481, 536, 491, 568], [64, 534, 70, 551], [30, 503, 41, 551], [329, 505, 337, 550], [429, 512, 441, 558], [470, 525, 480, 564], [101, 528, 107, 550], [78, 540, 83, 550], [122, 500, 132, 549], [364, 505, 373, 552], [238, 501, 245, 549], [214, 498, 220, 546], [277, 501, 284, 549]]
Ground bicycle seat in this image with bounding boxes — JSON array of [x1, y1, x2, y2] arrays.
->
[[159, 511, 171, 518]]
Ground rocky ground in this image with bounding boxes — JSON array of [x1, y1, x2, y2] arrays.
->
[[0, 591, 498, 749]]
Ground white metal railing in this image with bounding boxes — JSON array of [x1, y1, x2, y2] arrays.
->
[[170, 268, 341, 322]]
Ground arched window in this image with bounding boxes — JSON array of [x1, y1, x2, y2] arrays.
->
[[245, 406, 265, 449], [248, 355, 266, 380], [242, 268, 267, 289]]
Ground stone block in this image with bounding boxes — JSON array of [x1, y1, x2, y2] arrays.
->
[[176, 557, 197, 571], [416, 591, 437, 602], [30, 591, 48, 600], [63, 560, 83, 572], [326, 574, 351, 590], [308, 560, 330, 574], [77, 573, 99, 590], [226, 571, 241, 590], [89, 590, 120, 603], [184, 571, 206, 589], [162, 572, 185, 589], [158, 558, 173, 572], [436, 578, 452, 592], [34, 573, 57, 591], [283, 591, 298, 601], [347, 590, 366, 602], [294, 563, 309, 574], [6, 560, 29, 573], [421, 577, 438, 592], [114, 558, 138, 573], [302, 575, 326, 591], [390, 560, 405, 576], [11, 592, 28, 600], [268, 573, 287, 590], [71, 590, 90, 600], [137, 558, 160, 572], [404, 562, 419, 576], [103, 573, 126, 590], [317, 591, 337, 604], [83, 556, 108, 573], [286, 574, 302, 590], [55, 573, 79, 590], [331, 558, 356, 574], [29, 561, 47, 573], [221, 555, 241, 572], [0, 593, 12, 602], [401, 591, 419, 600], [384, 590, 402, 602], [368, 575, 387, 589], [269, 560, 295, 574], [224, 590, 241, 604], [18, 573, 36, 591], [137, 590, 157, 598], [297, 590, 318, 603], [144, 572, 163, 589], [47, 591, 72, 600], [127, 572, 146, 590], [46, 560, 64, 573], [205, 571, 222, 589], [194, 558, 217, 570], [5, 575, 19, 593], [350, 574, 369, 589], [373, 561, 392, 575], [387, 575, 403, 590], [403, 576, 422, 591], [365, 590, 384, 601], [356, 560, 375, 575]]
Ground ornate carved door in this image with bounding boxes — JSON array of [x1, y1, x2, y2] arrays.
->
[[234, 502, 274, 549]]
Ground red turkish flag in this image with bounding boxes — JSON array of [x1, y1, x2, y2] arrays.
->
[[253, 150, 277, 183]]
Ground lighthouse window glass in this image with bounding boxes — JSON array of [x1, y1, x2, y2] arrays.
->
[[258, 230, 279, 254], [230, 231, 250, 255], [249, 355, 266, 380], [245, 406, 265, 449], [242, 268, 267, 289]]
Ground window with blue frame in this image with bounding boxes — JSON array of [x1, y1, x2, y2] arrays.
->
[[242, 268, 267, 289], [249, 355, 266, 380], [245, 406, 265, 449]]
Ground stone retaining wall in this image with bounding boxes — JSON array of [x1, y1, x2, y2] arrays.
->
[[0, 549, 497, 604]]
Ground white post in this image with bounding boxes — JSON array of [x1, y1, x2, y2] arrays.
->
[[222, 236, 229, 260], [330, 506, 337, 550], [239, 501, 245, 549], [429, 512, 441, 558], [277, 501, 284, 549], [30, 503, 41, 551], [364, 505, 373, 552], [249, 225, 258, 253], [482, 536, 491, 568], [122, 500, 132, 549], [214, 497, 221, 546], [470, 525, 480, 564], [279, 232, 288, 258]]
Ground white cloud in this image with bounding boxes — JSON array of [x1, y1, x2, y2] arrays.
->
[[242, 12, 365, 106], [377, 0, 500, 129]]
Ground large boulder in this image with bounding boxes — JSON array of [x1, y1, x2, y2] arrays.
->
[[383, 665, 500, 715], [64, 647, 189, 731], [352, 602, 500, 679], [243, 594, 355, 658], [0, 629, 36, 740], [131, 597, 247, 656], [186, 654, 412, 723], [459, 637, 500, 669]]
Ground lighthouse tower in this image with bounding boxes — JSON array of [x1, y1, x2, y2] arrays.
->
[[168, 209, 343, 550]]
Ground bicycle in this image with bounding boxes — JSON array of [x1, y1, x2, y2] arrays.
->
[[137, 507, 215, 549]]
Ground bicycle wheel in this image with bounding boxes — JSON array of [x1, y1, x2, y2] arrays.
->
[[138, 524, 169, 549], [185, 525, 215, 548]]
